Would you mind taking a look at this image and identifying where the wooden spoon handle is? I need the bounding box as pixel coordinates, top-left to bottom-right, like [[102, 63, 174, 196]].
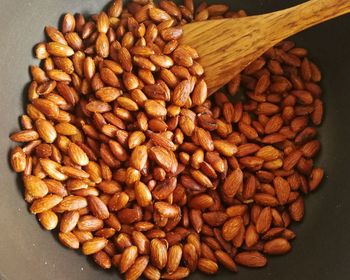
[[182, 0, 350, 94], [260, 0, 350, 45]]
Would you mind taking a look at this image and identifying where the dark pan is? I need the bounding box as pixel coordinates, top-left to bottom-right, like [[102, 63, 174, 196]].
[[0, 0, 349, 279]]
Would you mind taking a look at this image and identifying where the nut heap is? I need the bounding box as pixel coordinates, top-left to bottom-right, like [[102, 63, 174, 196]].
[[9, 0, 325, 279]]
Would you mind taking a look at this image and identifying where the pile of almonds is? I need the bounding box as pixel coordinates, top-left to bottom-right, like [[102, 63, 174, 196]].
[[9, 0, 325, 279]]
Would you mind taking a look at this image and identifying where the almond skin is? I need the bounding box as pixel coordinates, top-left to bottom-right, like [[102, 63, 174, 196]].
[[166, 244, 182, 274], [120, 245, 138, 273], [197, 258, 218, 274], [10, 146, 27, 172], [23, 175, 48, 198], [68, 142, 89, 166], [38, 210, 58, 230], [214, 250, 237, 272], [125, 256, 149, 280], [87, 196, 110, 220], [82, 237, 108, 255], [135, 181, 152, 207], [60, 210, 79, 233], [264, 238, 291, 255], [235, 251, 267, 267], [35, 119, 57, 143], [130, 145, 148, 171], [150, 239, 168, 270], [222, 216, 243, 241], [59, 232, 80, 249], [30, 194, 63, 214], [222, 168, 243, 198]]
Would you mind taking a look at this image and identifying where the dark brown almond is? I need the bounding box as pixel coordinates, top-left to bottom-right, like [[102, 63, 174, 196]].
[[235, 251, 267, 268], [263, 238, 291, 255], [222, 168, 243, 198]]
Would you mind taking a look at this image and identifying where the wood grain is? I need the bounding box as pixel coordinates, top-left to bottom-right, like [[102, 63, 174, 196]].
[[181, 0, 350, 94]]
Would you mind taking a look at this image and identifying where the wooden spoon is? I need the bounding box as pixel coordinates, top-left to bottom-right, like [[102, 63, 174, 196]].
[[181, 0, 350, 94]]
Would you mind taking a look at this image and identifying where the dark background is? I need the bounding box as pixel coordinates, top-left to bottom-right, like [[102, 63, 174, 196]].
[[0, 0, 349, 279]]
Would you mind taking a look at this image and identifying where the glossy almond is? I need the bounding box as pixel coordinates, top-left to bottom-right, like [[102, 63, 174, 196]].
[[166, 244, 182, 273], [82, 237, 108, 255], [11, 147, 26, 172], [120, 245, 138, 273], [222, 168, 243, 198], [135, 181, 152, 207], [125, 256, 149, 280], [23, 175, 48, 198], [263, 238, 291, 255], [38, 210, 58, 230], [30, 194, 63, 214], [150, 239, 168, 270], [35, 119, 57, 143], [59, 232, 79, 249], [87, 196, 110, 219], [222, 216, 243, 241], [235, 251, 267, 268]]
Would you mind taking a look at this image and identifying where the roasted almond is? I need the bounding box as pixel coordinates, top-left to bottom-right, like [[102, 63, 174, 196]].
[[38, 210, 58, 230], [263, 238, 291, 255], [120, 245, 138, 273], [10, 146, 26, 172], [30, 194, 63, 214], [235, 251, 267, 268], [87, 196, 110, 220], [82, 237, 108, 255]]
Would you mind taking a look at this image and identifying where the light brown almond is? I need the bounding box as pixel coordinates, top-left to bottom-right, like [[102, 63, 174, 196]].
[[37, 210, 58, 230], [82, 237, 108, 255]]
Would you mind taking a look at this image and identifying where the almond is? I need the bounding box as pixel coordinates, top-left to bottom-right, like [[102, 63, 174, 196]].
[[256, 207, 272, 234], [166, 244, 182, 274], [289, 197, 304, 221], [172, 80, 192, 107], [30, 194, 63, 214], [10, 130, 39, 143], [309, 167, 324, 191], [37, 210, 58, 230], [195, 127, 214, 152], [149, 146, 178, 174], [55, 195, 88, 212], [82, 237, 108, 255], [222, 216, 243, 241], [87, 196, 110, 219], [235, 251, 267, 268], [154, 202, 179, 218], [273, 177, 291, 205], [135, 181, 152, 207], [214, 250, 237, 272], [264, 238, 291, 255], [23, 175, 48, 198], [125, 256, 149, 280], [189, 194, 214, 209], [197, 258, 218, 274], [213, 140, 237, 157], [46, 42, 74, 57], [150, 239, 168, 270], [222, 168, 243, 198], [183, 243, 198, 272], [132, 231, 150, 255], [162, 267, 190, 280], [60, 210, 80, 233], [130, 145, 148, 171], [59, 232, 79, 249], [144, 100, 167, 118], [93, 251, 112, 269], [67, 142, 89, 166], [120, 245, 138, 273], [10, 146, 26, 172]]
